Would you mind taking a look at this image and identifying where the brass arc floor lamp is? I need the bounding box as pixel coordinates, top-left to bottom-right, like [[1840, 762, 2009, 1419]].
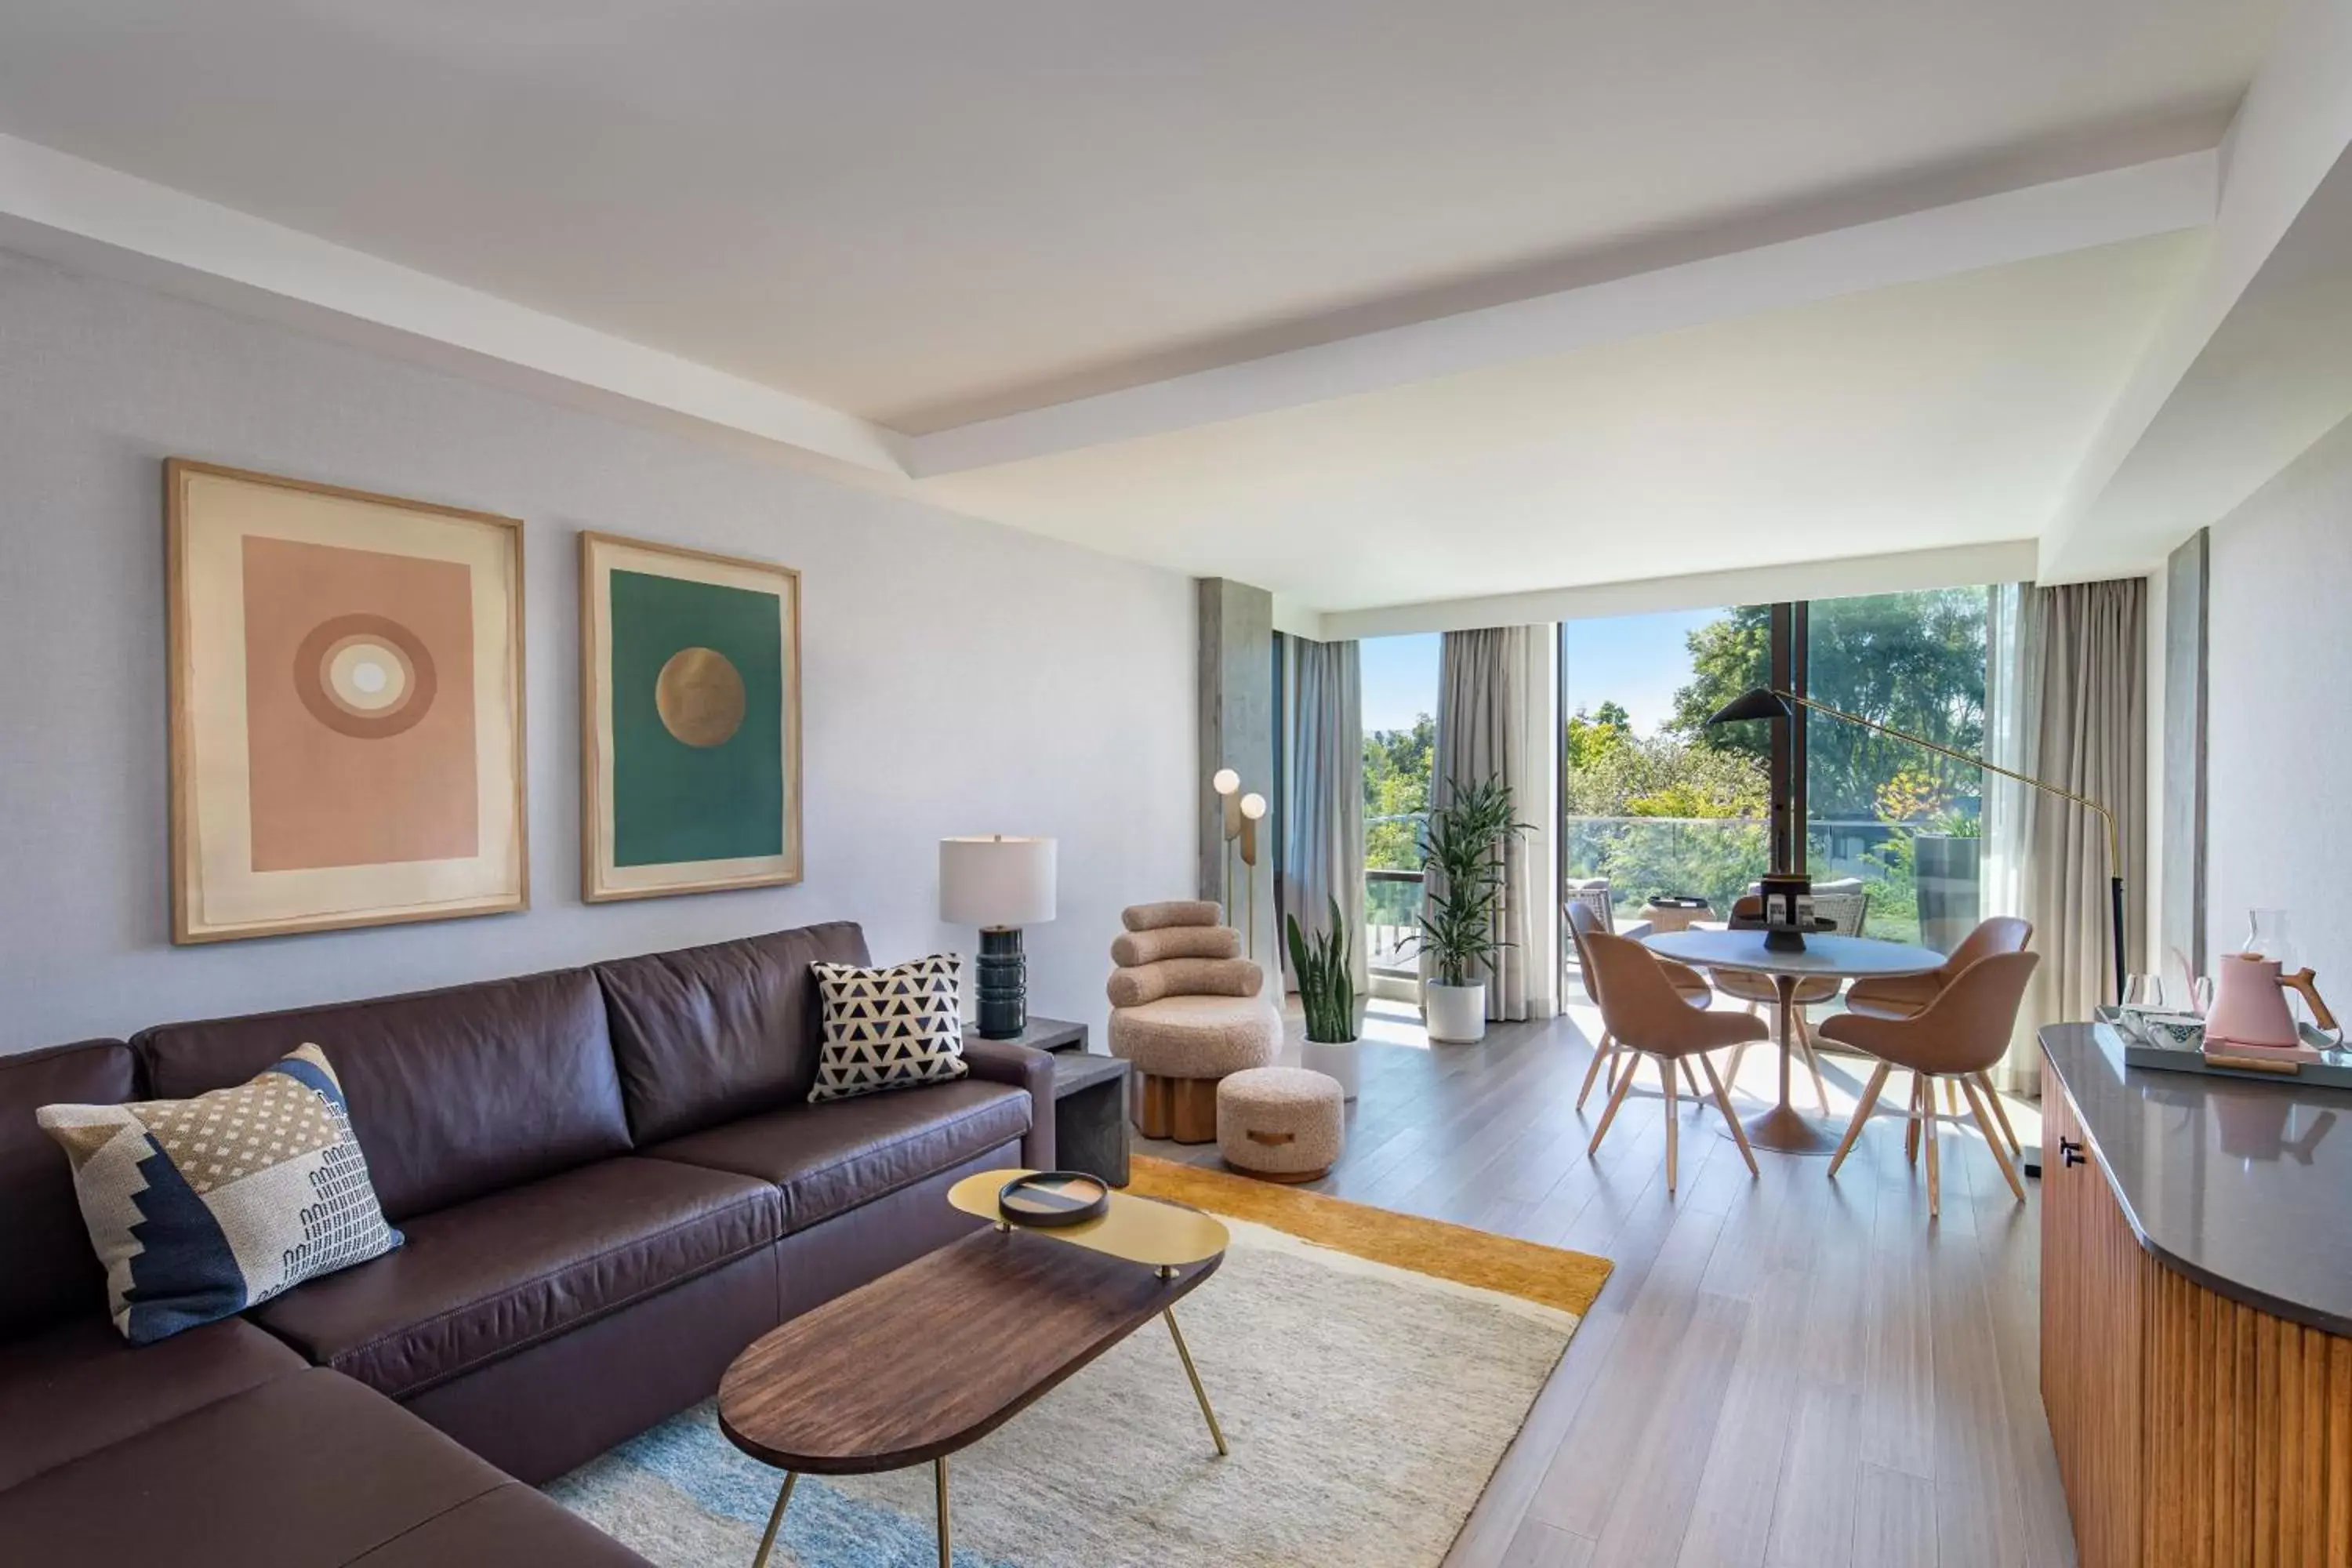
[[1705, 687, 2125, 1006]]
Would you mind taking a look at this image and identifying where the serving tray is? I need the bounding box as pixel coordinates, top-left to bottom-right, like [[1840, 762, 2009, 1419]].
[[2097, 1005, 2352, 1089]]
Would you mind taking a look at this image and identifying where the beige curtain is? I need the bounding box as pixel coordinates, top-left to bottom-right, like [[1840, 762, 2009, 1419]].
[[1277, 637, 1369, 999], [2012, 579, 2147, 1091], [1433, 627, 1537, 1022]]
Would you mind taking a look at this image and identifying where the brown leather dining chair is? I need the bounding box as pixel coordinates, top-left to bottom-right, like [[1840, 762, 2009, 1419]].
[[1845, 916, 2034, 1156], [1820, 950, 2041, 1218], [1581, 931, 1770, 1194], [1564, 901, 1712, 1109]]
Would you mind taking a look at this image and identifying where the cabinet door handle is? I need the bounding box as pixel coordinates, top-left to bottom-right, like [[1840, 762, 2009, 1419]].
[[2059, 1137, 2085, 1168]]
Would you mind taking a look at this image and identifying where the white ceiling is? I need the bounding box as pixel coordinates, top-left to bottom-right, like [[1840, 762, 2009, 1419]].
[[917, 234, 2203, 609], [0, 0, 2340, 619], [0, 0, 2274, 426]]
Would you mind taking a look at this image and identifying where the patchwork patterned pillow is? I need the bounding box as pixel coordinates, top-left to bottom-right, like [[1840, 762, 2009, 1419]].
[[809, 954, 968, 1102], [37, 1044, 402, 1345]]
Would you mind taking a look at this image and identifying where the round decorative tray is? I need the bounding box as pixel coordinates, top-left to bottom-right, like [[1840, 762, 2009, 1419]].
[[996, 1171, 1110, 1228]]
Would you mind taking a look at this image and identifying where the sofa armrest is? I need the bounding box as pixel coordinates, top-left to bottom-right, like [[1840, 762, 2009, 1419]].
[[960, 1036, 1056, 1171]]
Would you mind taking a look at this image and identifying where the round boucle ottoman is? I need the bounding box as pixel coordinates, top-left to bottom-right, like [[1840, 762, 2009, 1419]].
[[1217, 1066, 1345, 1183]]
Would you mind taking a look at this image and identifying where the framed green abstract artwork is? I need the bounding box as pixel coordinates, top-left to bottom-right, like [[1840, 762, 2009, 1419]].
[[579, 532, 802, 902]]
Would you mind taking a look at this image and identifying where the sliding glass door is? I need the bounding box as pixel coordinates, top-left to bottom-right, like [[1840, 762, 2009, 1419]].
[[1802, 588, 1990, 949], [1559, 606, 1772, 924], [1559, 586, 1998, 966]]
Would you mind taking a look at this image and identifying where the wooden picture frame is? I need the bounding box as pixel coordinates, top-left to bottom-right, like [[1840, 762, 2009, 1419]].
[[166, 459, 528, 943], [579, 531, 803, 902]]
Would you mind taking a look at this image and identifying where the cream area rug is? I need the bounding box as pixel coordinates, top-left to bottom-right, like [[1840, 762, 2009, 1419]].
[[547, 1165, 1609, 1567]]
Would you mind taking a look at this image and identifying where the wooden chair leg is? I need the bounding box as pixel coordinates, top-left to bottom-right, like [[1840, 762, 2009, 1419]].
[[1828, 1061, 1890, 1178], [1613, 1048, 1639, 1095], [1698, 1054, 1758, 1178], [1727, 1042, 1750, 1089], [1587, 1049, 1639, 1158], [1964, 1076, 2027, 1203], [1792, 1011, 1830, 1115], [1976, 1071, 2023, 1156], [1680, 1056, 1703, 1098], [1923, 1082, 1941, 1218], [1904, 1076, 1922, 1165], [1575, 1033, 1614, 1112], [1661, 1054, 1679, 1194], [1944, 1078, 1963, 1116]]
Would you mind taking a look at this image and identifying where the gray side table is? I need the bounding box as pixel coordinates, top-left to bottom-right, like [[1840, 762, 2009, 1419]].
[[1049, 1051, 1131, 1188], [962, 1016, 1128, 1186]]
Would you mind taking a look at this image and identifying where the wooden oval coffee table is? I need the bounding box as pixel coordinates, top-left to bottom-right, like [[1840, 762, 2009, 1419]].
[[718, 1171, 1229, 1568]]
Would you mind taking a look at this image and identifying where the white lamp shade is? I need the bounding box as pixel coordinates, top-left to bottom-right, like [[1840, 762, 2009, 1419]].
[[939, 837, 1058, 927]]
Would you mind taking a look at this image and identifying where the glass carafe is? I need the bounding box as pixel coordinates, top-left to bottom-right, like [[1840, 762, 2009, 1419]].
[[2245, 909, 2296, 967], [2242, 909, 2313, 1026]]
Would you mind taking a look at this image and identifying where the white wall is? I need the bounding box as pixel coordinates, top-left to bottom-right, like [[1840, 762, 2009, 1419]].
[[0, 252, 1196, 1052], [2204, 412, 2352, 989]]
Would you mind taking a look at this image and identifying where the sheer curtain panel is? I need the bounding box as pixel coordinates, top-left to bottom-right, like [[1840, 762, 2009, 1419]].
[[1278, 637, 1368, 1000]]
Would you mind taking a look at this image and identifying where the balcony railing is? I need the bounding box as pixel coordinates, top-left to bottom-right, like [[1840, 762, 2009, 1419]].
[[1563, 813, 1982, 950], [1364, 866, 1423, 978], [1359, 811, 1983, 978]]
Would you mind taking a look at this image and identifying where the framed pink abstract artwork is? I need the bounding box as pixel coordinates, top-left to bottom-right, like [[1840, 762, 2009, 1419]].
[[165, 460, 528, 942]]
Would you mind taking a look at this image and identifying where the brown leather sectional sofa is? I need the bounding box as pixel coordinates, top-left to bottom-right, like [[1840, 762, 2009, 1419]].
[[0, 920, 1054, 1566]]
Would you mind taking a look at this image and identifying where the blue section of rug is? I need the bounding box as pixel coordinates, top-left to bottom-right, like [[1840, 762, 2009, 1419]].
[[604, 1407, 1022, 1568]]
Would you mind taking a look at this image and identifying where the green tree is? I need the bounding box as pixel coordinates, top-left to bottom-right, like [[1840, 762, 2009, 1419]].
[[1802, 590, 1985, 818], [1362, 713, 1434, 871], [1666, 590, 1986, 816], [1669, 605, 1773, 758]]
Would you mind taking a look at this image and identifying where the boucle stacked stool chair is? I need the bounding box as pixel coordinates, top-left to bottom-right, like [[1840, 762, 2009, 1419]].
[[1108, 900, 1279, 1143], [1217, 1065, 1346, 1182]]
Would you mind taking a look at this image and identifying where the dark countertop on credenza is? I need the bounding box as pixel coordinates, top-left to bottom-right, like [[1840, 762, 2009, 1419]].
[[2040, 1022, 2352, 1337]]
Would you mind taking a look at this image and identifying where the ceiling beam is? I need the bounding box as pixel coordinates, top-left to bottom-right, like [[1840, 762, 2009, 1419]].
[[1316, 539, 2039, 641], [0, 132, 909, 477], [2038, 0, 2352, 582], [904, 151, 2219, 477]]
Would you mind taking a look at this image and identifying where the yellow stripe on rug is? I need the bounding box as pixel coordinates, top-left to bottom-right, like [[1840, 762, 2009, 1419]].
[[1126, 1155, 1612, 1318]]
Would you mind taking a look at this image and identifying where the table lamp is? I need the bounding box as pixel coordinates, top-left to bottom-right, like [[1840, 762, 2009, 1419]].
[[939, 836, 1058, 1039]]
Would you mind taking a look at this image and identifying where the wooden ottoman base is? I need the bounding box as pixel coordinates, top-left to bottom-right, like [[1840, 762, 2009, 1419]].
[[1134, 1073, 1221, 1143]]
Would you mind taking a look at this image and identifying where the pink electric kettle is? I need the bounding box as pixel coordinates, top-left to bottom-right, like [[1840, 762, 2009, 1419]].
[[2205, 953, 2337, 1049]]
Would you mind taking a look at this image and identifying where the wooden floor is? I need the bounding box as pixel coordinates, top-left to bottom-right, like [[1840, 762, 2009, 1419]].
[[1134, 998, 2078, 1568]]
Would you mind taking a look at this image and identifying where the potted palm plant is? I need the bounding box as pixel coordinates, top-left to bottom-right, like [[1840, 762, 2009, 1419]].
[[1414, 775, 1529, 1044], [1285, 895, 1361, 1099]]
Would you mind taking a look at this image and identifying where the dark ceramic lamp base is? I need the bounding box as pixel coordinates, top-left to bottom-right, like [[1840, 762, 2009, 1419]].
[[976, 927, 1028, 1040]]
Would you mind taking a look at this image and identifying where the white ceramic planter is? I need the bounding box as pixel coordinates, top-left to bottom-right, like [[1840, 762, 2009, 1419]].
[[1425, 981, 1489, 1044], [1301, 1037, 1362, 1100]]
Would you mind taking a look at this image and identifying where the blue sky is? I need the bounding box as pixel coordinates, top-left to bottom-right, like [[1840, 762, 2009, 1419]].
[[1359, 608, 1721, 738]]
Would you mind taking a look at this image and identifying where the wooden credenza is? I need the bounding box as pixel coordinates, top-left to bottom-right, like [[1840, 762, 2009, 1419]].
[[2039, 1029, 2352, 1566]]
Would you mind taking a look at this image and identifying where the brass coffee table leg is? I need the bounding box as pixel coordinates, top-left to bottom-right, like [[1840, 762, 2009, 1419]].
[[751, 1472, 797, 1568], [1163, 1308, 1228, 1456], [935, 1454, 951, 1567]]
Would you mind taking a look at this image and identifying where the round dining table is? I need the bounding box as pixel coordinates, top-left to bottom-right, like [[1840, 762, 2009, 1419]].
[[1642, 927, 1944, 1156]]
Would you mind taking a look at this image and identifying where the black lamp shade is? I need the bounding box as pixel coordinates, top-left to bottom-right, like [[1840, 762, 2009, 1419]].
[[1704, 687, 1797, 725]]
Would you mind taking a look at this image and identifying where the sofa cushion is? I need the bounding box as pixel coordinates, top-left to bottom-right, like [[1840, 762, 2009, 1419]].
[[135, 967, 630, 1221], [250, 1156, 779, 1400], [644, 1079, 1029, 1234], [593, 921, 870, 1143], [0, 1315, 304, 1492], [346, 1483, 653, 1566], [38, 1044, 404, 1345], [0, 1368, 514, 1568], [0, 1038, 135, 1338]]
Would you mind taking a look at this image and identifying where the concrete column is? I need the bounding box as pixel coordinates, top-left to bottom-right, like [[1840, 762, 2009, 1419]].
[[1196, 579, 1279, 982]]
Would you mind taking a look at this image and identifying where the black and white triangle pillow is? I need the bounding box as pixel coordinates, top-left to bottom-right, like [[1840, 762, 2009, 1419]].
[[808, 954, 969, 1103]]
